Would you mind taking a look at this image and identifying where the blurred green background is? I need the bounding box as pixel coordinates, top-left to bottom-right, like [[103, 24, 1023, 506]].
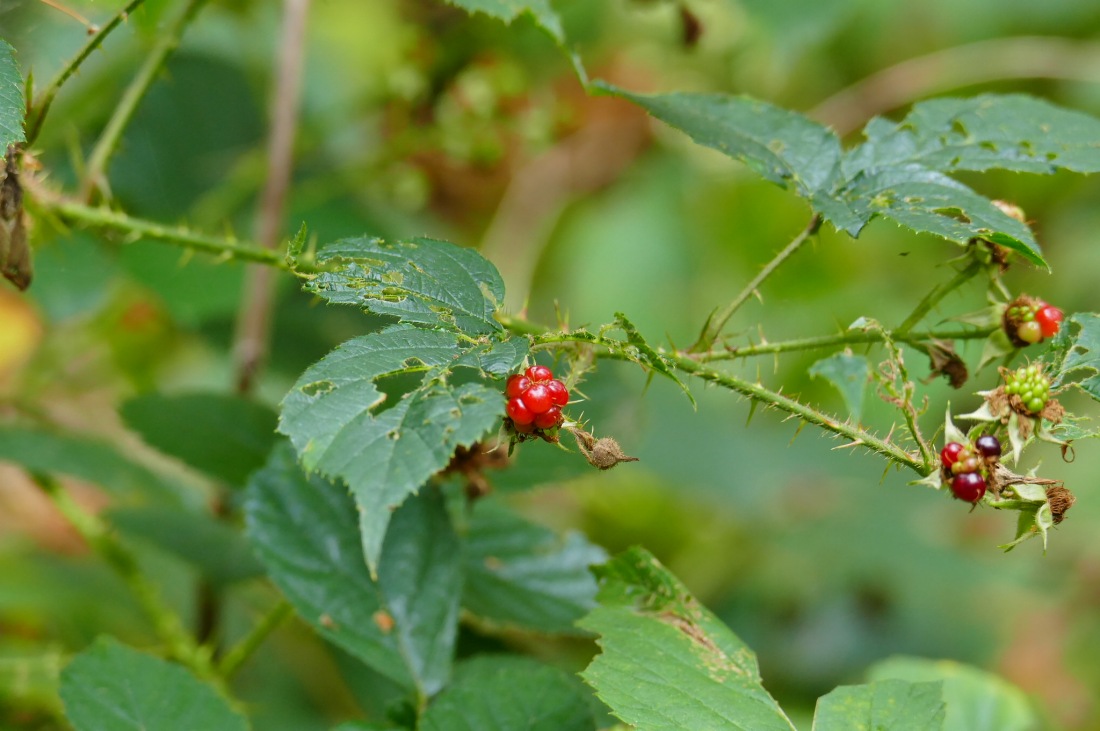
[[3, 0, 1100, 728]]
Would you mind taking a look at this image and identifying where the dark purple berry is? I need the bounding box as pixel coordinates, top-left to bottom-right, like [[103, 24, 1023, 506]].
[[975, 435, 1002, 458]]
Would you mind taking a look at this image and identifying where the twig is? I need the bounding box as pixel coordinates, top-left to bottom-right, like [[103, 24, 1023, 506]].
[[81, 0, 211, 201], [894, 259, 982, 337], [216, 601, 294, 679], [232, 0, 311, 394], [25, 0, 149, 144], [691, 214, 821, 352]]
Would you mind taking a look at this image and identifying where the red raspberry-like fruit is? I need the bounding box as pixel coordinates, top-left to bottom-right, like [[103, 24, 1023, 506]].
[[533, 405, 563, 429], [506, 374, 531, 399], [506, 397, 535, 425], [1035, 305, 1064, 338], [520, 383, 552, 414], [974, 435, 1002, 458], [546, 379, 569, 406], [1016, 321, 1043, 344], [940, 442, 965, 468], [513, 420, 535, 434], [525, 365, 553, 382], [951, 472, 987, 502]]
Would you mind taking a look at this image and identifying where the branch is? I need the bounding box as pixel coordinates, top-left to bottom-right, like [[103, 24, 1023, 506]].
[[894, 259, 982, 337], [82, 0, 211, 201], [25, 0, 150, 145], [216, 600, 293, 679]]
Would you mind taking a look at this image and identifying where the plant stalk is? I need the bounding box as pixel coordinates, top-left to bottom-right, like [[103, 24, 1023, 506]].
[[216, 601, 294, 679]]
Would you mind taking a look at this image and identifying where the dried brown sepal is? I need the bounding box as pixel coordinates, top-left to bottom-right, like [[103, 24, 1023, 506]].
[[1002, 294, 1042, 348], [566, 426, 638, 470], [926, 339, 968, 389], [1039, 398, 1065, 425], [1, 145, 32, 291], [988, 461, 1058, 500], [1045, 484, 1075, 524], [443, 441, 510, 501]]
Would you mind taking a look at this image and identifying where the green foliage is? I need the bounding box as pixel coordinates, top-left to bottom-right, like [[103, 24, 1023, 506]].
[[461, 499, 605, 633], [579, 547, 797, 731], [0, 40, 23, 149], [809, 352, 869, 421], [120, 392, 278, 486], [812, 679, 946, 731], [245, 443, 461, 699], [419, 656, 597, 731], [59, 637, 247, 731], [597, 85, 1100, 267], [441, 0, 566, 44], [1046, 313, 1100, 402]]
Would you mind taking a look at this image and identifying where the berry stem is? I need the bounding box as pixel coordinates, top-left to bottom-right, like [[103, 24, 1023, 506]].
[[894, 259, 983, 337], [690, 214, 822, 353], [216, 600, 294, 679]]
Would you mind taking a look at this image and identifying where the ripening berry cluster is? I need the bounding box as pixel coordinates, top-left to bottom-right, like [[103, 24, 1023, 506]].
[[1004, 364, 1051, 415], [941, 435, 1001, 502], [505, 365, 568, 432], [1007, 301, 1063, 345]]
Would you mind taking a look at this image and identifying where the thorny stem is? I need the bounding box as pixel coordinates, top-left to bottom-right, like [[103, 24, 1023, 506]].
[[692, 214, 822, 352], [29, 473, 212, 677], [25, 0, 149, 145], [81, 0, 211, 201], [216, 601, 294, 679], [879, 330, 936, 467], [894, 259, 983, 337], [33, 198, 286, 266]]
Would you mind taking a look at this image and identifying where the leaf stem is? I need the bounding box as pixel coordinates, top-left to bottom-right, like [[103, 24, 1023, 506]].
[[32, 198, 286, 267], [216, 600, 293, 679], [692, 214, 821, 352], [81, 0, 211, 201], [894, 259, 983, 337], [25, 0, 149, 145], [693, 325, 996, 361], [29, 473, 211, 676]]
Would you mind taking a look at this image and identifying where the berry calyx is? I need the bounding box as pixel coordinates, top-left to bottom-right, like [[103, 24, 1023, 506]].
[[940, 442, 965, 468], [506, 397, 535, 425], [951, 472, 987, 502], [521, 383, 553, 414], [525, 365, 553, 382], [974, 435, 1002, 458], [506, 374, 531, 399], [1035, 305, 1064, 338], [533, 405, 563, 429]]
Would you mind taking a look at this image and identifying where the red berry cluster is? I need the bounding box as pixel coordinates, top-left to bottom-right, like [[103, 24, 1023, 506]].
[[940, 435, 1001, 503], [505, 365, 568, 433], [1006, 298, 1063, 346]]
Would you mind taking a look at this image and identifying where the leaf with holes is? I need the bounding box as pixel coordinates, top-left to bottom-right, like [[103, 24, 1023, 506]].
[[60, 637, 247, 731], [279, 326, 506, 573], [303, 236, 505, 335], [245, 443, 461, 699], [579, 547, 796, 731], [1045, 313, 1100, 403], [0, 41, 24, 150], [812, 679, 945, 731], [809, 351, 869, 422], [461, 500, 606, 634]]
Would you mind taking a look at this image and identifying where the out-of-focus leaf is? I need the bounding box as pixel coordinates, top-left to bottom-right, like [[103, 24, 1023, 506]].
[[419, 656, 596, 731], [808, 352, 869, 421], [121, 392, 278, 486], [579, 547, 796, 731], [462, 500, 605, 633], [0, 41, 24, 149], [107, 505, 264, 586], [245, 443, 461, 699], [812, 679, 945, 730], [60, 637, 247, 731], [279, 326, 505, 573], [303, 236, 504, 335], [441, 0, 566, 44], [0, 425, 186, 504], [867, 657, 1038, 731]]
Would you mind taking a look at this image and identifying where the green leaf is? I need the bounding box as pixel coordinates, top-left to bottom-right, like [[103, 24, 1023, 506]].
[[579, 547, 796, 731], [0, 424, 187, 504], [461, 500, 605, 634], [1046, 313, 1100, 402], [419, 656, 596, 731], [245, 443, 462, 698], [279, 326, 505, 572], [0, 41, 25, 150], [60, 637, 247, 731], [121, 392, 278, 486], [808, 352, 869, 422], [107, 505, 264, 586], [303, 236, 505, 335], [867, 657, 1038, 731], [812, 679, 945, 731], [441, 0, 566, 44]]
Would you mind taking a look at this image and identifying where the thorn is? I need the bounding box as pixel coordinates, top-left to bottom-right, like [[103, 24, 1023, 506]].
[[832, 440, 864, 451]]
